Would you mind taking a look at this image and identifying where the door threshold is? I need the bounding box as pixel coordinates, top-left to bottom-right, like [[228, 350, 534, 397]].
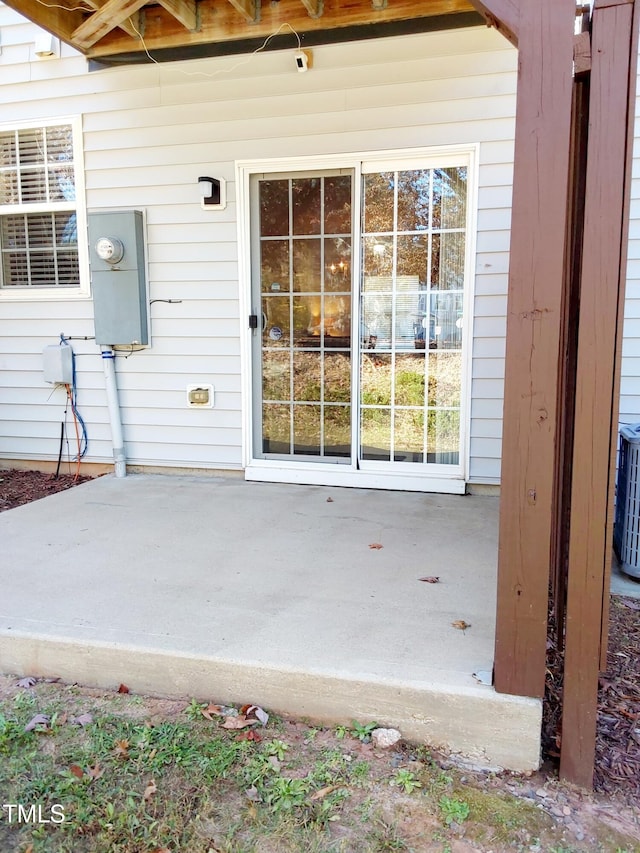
[[245, 464, 466, 494]]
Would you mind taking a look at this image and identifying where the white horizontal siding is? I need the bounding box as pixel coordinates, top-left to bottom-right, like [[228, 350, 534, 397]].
[[0, 6, 516, 482]]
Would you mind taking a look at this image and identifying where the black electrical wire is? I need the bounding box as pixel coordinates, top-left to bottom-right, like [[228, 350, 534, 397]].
[[54, 421, 64, 479], [59, 334, 88, 459]]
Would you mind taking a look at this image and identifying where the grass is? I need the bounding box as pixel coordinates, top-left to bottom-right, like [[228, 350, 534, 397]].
[[0, 676, 638, 853]]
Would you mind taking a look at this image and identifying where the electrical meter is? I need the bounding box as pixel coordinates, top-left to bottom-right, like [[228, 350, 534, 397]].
[[95, 236, 125, 264]]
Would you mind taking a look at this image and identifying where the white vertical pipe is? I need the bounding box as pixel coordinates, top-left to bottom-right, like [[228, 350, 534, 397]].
[[101, 346, 126, 478]]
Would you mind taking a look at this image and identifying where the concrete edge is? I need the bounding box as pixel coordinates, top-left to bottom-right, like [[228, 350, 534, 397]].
[[0, 632, 541, 773]]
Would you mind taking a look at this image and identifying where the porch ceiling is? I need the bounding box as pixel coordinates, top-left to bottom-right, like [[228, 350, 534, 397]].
[[2, 0, 480, 64]]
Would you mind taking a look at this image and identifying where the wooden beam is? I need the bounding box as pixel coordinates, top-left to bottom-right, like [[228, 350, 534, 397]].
[[0, 0, 84, 44], [87, 0, 475, 57], [560, 0, 639, 789], [226, 0, 258, 24], [468, 0, 519, 45], [83, 0, 142, 40], [157, 0, 197, 30], [72, 0, 148, 49], [300, 0, 324, 17], [492, 0, 576, 698]]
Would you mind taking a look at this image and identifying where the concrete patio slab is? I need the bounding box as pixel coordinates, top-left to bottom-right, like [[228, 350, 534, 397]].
[[0, 474, 541, 771]]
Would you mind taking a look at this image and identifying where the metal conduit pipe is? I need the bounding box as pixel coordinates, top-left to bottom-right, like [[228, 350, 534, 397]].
[[101, 347, 126, 478]]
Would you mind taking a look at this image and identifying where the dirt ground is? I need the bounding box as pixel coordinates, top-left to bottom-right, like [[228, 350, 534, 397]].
[[1, 468, 639, 852]]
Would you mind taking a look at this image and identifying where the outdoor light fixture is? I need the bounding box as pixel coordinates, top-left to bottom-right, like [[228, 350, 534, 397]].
[[198, 176, 226, 210], [34, 33, 59, 58]]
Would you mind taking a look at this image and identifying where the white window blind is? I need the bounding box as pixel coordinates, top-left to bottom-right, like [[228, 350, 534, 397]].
[[0, 124, 80, 290]]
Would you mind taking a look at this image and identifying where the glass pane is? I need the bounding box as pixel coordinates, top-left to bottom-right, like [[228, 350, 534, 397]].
[[433, 167, 467, 230], [263, 403, 290, 454], [29, 251, 56, 286], [325, 237, 351, 292], [0, 131, 16, 168], [324, 352, 351, 402], [394, 410, 424, 462], [46, 125, 73, 163], [48, 163, 75, 202], [293, 351, 321, 402], [56, 251, 79, 287], [360, 353, 391, 405], [262, 350, 291, 401], [292, 238, 321, 292], [431, 232, 465, 290], [1, 215, 26, 248], [427, 409, 460, 464], [324, 175, 351, 234], [262, 295, 290, 347], [432, 292, 463, 350], [27, 215, 53, 248], [362, 236, 393, 287], [395, 292, 424, 351], [292, 178, 321, 235], [261, 240, 289, 293], [397, 235, 427, 289], [397, 169, 430, 231], [324, 295, 350, 344], [20, 169, 47, 203], [324, 406, 350, 457], [2, 252, 28, 286], [293, 405, 321, 455], [361, 293, 392, 350], [395, 354, 425, 406], [361, 408, 391, 461], [292, 295, 322, 346], [55, 212, 77, 246], [0, 171, 18, 205], [17, 128, 44, 165], [260, 180, 289, 237], [428, 352, 462, 407], [363, 172, 394, 233]]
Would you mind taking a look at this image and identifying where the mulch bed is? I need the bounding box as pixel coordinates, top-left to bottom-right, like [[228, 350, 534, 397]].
[[0, 468, 92, 513], [543, 590, 640, 804]]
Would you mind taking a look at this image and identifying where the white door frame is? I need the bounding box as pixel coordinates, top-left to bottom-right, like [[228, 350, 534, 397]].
[[236, 145, 479, 494]]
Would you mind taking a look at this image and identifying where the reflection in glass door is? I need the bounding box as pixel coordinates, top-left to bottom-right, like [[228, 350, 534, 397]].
[[254, 173, 353, 461], [359, 167, 467, 466]]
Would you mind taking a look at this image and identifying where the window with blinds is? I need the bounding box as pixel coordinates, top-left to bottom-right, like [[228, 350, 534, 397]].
[[0, 123, 81, 290]]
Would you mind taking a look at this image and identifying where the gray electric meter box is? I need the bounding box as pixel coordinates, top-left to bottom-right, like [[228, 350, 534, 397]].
[[88, 210, 149, 346]]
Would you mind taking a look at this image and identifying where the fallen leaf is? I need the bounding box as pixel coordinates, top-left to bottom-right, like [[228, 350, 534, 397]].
[[222, 715, 259, 730], [117, 683, 130, 694], [87, 763, 105, 782], [236, 729, 262, 743], [16, 676, 37, 688], [418, 576, 440, 584], [114, 739, 130, 758], [326, 497, 334, 502], [24, 714, 50, 732], [244, 704, 269, 726], [369, 543, 384, 550], [71, 713, 93, 727], [69, 764, 84, 779], [451, 620, 471, 631], [309, 784, 342, 801], [143, 779, 157, 800], [621, 597, 640, 610], [24, 846, 34, 853], [201, 704, 224, 721]]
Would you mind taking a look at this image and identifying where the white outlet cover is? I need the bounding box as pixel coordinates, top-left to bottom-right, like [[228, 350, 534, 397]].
[[186, 384, 214, 408]]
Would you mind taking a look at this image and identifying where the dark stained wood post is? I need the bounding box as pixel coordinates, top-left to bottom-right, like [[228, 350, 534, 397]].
[[561, 0, 640, 788], [483, 0, 577, 698]]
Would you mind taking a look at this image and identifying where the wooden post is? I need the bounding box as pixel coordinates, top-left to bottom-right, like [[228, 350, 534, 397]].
[[561, 0, 639, 788], [490, 0, 577, 698]]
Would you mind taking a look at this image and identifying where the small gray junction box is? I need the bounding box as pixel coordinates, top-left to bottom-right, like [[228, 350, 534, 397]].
[[88, 210, 148, 346]]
